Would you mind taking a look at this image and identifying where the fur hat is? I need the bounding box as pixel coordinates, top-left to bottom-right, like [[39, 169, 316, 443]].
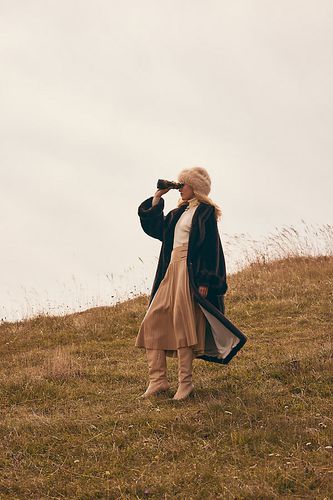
[[177, 166, 211, 196]]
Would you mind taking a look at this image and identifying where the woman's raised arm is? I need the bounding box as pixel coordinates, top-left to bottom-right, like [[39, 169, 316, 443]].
[[138, 188, 170, 242]]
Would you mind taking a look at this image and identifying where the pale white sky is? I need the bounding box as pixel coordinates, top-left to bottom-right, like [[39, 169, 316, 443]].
[[1, 0, 332, 320]]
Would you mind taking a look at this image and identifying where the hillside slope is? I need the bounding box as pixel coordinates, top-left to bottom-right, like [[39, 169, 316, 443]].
[[0, 256, 332, 499]]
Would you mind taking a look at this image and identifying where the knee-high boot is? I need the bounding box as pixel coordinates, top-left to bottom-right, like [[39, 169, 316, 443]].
[[140, 349, 170, 398], [173, 347, 194, 400]]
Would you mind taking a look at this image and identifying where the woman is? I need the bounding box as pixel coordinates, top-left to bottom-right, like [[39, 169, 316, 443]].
[[135, 167, 246, 400]]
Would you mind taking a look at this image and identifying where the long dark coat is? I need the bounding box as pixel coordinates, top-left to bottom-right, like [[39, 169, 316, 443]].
[[138, 196, 247, 364]]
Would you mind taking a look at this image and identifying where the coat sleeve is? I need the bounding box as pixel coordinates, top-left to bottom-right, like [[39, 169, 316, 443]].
[[196, 208, 228, 295], [138, 196, 165, 242]]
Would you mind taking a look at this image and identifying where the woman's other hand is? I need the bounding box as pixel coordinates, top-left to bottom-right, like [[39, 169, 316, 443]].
[[198, 285, 208, 298]]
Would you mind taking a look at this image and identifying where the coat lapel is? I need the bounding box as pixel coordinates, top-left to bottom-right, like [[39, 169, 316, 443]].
[[165, 202, 213, 255], [188, 202, 213, 252]]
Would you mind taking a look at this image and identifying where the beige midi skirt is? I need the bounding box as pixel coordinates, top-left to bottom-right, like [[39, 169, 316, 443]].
[[135, 242, 206, 357]]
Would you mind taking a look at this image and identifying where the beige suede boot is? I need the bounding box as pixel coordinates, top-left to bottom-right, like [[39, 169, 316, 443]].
[[172, 347, 194, 401], [140, 349, 170, 398]]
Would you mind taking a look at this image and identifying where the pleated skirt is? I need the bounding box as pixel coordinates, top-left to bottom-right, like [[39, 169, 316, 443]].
[[135, 242, 206, 357]]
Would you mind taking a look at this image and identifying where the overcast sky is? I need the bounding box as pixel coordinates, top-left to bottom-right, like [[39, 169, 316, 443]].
[[1, 0, 332, 321]]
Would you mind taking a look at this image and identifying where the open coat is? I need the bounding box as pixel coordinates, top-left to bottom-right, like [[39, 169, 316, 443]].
[[138, 196, 247, 364]]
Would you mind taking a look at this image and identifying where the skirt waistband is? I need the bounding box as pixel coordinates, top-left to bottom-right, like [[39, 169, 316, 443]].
[[170, 243, 188, 262]]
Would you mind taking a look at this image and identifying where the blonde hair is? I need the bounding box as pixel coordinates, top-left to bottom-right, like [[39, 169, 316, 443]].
[[176, 191, 223, 222]]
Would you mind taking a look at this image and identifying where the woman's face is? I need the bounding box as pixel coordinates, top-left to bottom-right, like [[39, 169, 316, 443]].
[[179, 183, 195, 201]]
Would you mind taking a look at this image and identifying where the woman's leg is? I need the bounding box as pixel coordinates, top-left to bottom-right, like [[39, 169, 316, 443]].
[[140, 349, 170, 398], [173, 347, 194, 400]]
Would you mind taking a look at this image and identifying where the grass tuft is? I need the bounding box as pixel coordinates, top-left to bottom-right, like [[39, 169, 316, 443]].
[[43, 346, 83, 380]]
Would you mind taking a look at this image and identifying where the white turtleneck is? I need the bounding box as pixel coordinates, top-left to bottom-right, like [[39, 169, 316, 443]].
[[173, 197, 199, 249]]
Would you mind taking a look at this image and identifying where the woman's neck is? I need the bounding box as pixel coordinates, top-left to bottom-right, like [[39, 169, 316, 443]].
[[186, 197, 199, 209]]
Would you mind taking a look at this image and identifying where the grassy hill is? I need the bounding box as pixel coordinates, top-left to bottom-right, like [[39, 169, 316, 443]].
[[0, 255, 332, 499]]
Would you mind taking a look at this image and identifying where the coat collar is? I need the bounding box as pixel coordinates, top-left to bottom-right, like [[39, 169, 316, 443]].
[[168, 202, 213, 244], [189, 202, 213, 226], [173, 201, 212, 222]]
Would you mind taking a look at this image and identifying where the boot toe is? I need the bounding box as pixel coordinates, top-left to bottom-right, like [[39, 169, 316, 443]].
[[139, 382, 170, 398], [172, 383, 194, 401]]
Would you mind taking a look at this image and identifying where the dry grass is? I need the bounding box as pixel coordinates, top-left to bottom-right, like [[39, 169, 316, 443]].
[[44, 346, 83, 380], [0, 250, 332, 498], [224, 222, 333, 271]]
